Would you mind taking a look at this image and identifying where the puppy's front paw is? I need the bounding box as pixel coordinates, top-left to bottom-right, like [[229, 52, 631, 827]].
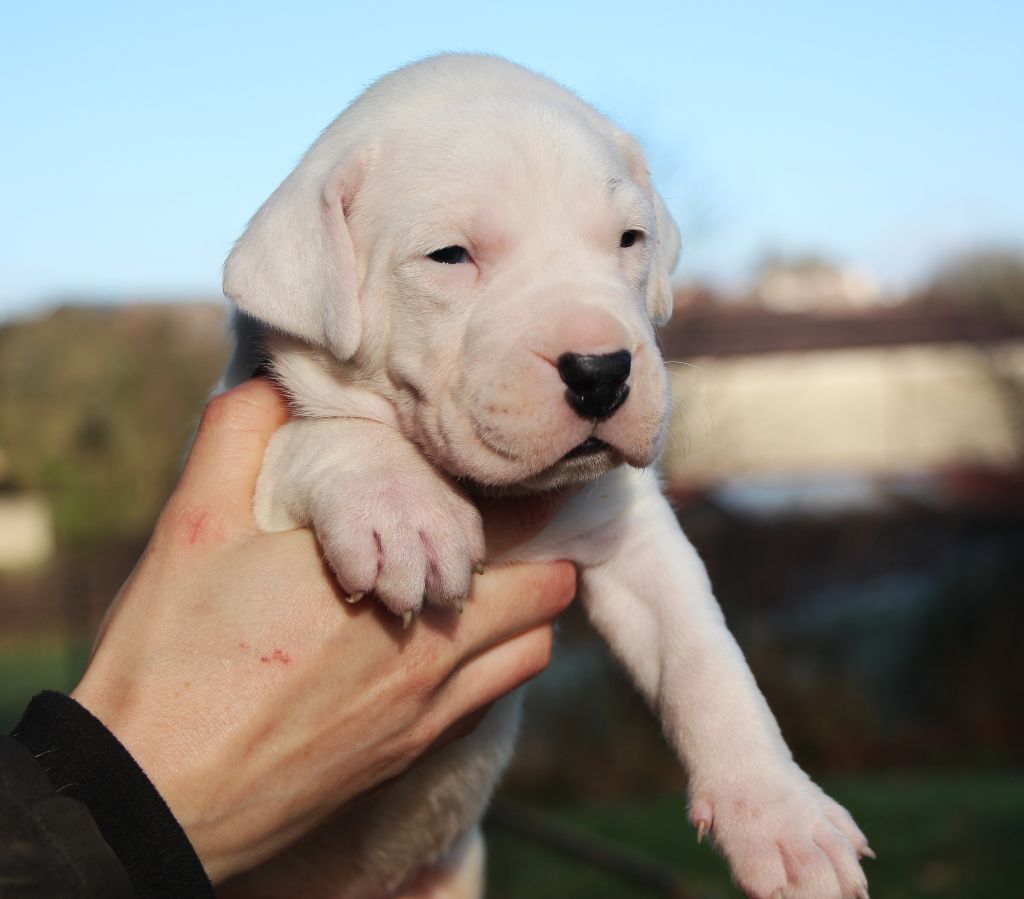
[[690, 766, 873, 899], [311, 466, 484, 622]]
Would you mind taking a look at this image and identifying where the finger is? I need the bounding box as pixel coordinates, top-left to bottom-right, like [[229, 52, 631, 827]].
[[427, 706, 490, 754], [432, 625, 554, 729], [477, 488, 579, 559], [173, 379, 290, 527], [452, 561, 575, 659]]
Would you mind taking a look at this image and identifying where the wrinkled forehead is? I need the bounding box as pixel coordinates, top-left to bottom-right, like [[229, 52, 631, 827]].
[[353, 106, 651, 246]]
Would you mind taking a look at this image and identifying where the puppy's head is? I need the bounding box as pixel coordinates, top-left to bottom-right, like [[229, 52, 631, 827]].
[[225, 54, 680, 492]]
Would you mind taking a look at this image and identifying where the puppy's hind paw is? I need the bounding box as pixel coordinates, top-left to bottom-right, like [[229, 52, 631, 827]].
[[691, 766, 871, 899]]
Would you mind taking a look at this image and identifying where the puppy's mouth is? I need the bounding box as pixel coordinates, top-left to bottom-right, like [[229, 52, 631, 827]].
[[561, 436, 609, 460]]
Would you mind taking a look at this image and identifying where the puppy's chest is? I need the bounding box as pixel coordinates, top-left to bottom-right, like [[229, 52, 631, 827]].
[[492, 466, 657, 569]]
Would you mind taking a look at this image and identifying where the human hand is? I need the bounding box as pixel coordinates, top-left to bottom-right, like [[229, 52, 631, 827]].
[[71, 379, 575, 883]]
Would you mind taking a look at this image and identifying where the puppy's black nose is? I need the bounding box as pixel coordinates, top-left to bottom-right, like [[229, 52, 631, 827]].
[[557, 350, 631, 420]]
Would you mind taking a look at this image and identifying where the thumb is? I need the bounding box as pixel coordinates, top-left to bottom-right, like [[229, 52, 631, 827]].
[[173, 379, 290, 529]]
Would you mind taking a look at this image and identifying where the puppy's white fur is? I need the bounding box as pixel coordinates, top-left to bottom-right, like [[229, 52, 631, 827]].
[[219, 55, 871, 899]]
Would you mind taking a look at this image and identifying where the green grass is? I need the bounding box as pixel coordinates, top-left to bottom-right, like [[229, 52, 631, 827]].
[[0, 634, 89, 732], [487, 773, 1024, 898]]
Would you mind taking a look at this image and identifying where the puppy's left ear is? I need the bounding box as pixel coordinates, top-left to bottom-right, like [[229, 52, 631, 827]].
[[616, 132, 681, 326], [647, 189, 681, 326], [223, 153, 366, 361]]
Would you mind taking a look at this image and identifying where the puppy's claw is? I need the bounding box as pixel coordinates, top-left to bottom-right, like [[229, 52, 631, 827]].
[[402, 610, 414, 630], [453, 597, 464, 614], [861, 845, 877, 860], [473, 561, 485, 575], [344, 591, 364, 605], [696, 819, 708, 844]]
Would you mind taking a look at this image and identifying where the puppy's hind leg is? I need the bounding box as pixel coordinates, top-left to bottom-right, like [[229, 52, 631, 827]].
[[392, 828, 485, 899]]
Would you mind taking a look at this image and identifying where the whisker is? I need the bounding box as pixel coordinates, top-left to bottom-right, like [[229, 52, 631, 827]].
[[669, 376, 713, 429], [664, 368, 714, 463]]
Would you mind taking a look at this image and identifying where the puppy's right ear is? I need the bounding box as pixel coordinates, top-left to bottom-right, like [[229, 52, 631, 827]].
[[223, 154, 365, 361]]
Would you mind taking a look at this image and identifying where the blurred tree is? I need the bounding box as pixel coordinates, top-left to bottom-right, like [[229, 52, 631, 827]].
[[0, 304, 229, 549], [914, 248, 1024, 323], [911, 248, 1024, 458]]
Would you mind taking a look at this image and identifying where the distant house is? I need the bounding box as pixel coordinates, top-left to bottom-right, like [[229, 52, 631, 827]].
[[659, 305, 1024, 509], [0, 490, 54, 570], [752, 259, 881, 313]]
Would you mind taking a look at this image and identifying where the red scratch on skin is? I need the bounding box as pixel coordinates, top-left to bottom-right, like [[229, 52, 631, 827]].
[[239, 642, 250, 651], [259, 648, 292, 665], [185, 511, 208, 546]]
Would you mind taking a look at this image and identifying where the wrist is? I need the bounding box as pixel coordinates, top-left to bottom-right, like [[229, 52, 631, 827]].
[[11, 691, 214, 897], [70, 680, 232, 881]]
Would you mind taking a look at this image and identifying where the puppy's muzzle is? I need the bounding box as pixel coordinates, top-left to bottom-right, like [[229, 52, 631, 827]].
[[557, 350, 631, 420]]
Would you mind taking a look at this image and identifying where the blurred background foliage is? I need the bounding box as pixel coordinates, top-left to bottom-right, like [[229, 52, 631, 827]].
[[0, 305, 226, 546], [914, 249, 1024, 325]]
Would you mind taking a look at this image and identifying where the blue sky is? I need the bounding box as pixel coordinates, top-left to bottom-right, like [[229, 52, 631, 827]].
[[2, 1, 1022, 319]]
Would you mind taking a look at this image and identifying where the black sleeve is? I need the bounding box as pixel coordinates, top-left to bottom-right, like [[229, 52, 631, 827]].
[[7, 691, 214, 899], [0, 733, 133, 898]]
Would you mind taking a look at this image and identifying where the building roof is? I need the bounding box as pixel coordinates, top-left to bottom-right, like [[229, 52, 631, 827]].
[[659, 304, 1024, 360]]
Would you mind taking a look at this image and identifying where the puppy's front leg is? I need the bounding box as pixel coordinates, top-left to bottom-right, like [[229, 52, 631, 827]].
[[577, 476, 872, 899], [256, 417, 484, 620]]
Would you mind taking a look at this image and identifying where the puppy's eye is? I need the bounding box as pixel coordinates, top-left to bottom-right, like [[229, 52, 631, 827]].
[[620, 230, 642, 248], [427, 245, 471, 264]]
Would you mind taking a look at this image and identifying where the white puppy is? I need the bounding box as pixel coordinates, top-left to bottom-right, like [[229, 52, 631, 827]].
[[218, 54, 872, 899]]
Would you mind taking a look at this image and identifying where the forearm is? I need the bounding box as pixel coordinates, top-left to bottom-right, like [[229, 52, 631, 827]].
[[580, 499, 791, 781]]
